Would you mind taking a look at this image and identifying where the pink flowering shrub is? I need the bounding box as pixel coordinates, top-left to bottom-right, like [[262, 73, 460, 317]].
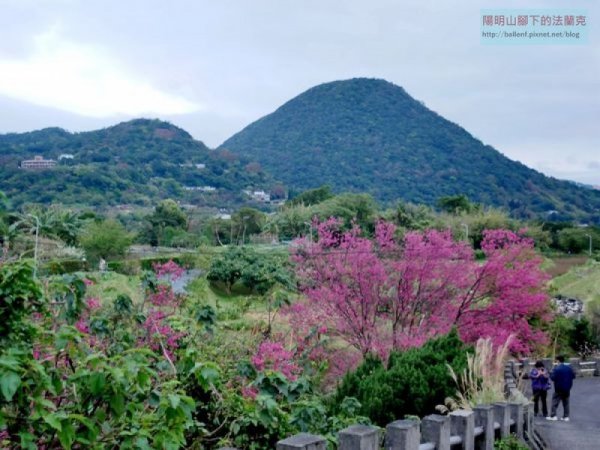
[[75, 318, 89, 334], [140, 309, 185, 359], [251, 341, 301, 381], [153, 260, 185, 281], [147, 283, 179, 307], [86, 297, 101, 310], [241, 385, 259, 400]]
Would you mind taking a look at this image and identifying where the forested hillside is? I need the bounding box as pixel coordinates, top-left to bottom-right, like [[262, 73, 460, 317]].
[[0, 119, 274, 207], [221, 78, 600, 223]]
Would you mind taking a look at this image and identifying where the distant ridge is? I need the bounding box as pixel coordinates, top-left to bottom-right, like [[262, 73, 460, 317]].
[[0, 119, 272, 207], [220, 78, 600, 222]]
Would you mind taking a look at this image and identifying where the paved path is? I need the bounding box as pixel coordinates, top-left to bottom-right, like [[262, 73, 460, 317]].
[[534, 377, 600, 450]]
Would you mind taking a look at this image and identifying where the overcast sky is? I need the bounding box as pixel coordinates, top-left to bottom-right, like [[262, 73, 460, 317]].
[[0, 0, 598, 184]]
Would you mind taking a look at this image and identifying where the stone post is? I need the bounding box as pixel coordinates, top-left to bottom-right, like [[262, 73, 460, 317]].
[[508, 402, 524, 438], [504, 362, 514, 381], [522, 402, 535, 438], [277, 434, 327, 450], [338, 425, 379, 450], [421, 415, 450, 450], [493, 403, 510, 438], [520, 358, 530, 378], [473, 405, 494, 450], [593, 357, 600, 376], [542, 358, 553, 372], [568, 357, 581, 376], [504, 379, 517, 398], [450, 410, 475, 450], [384, 420, 420, 450]]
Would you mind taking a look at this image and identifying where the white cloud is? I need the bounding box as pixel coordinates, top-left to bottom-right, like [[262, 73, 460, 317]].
[[0, 27, 201, 118]]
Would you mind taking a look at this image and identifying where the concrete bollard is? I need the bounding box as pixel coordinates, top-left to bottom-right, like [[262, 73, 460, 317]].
[[520, 358, 531, 377], [276, 433, 327, 450], [338, 425, 379, 450], [384, 420, 420, 450], [508, 402, 524, 438], [504, 380, 517, 398], [473, 405, 494, 450], [493, 403, 510, 438], [421, 415, 450, 450], [568, 357, 581, 376], [450, 410, 475, 450], [542, 358, 553, 372], [504, 362, 514, 381], [593, 357, 600, 376], [506, 360, 517, 379], [522, 402, 535, 438]]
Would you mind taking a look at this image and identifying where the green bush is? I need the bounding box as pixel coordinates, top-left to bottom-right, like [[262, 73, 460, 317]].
[[207, 246, 292, 295], [495, 435, 529, 450], [177, 252, 198, 268], [107, 259, 141, 276], [331, 330, 469, 425], [42, 259, 87, 275]]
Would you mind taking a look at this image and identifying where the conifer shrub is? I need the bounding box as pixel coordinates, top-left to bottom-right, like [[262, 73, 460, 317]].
[[331, 330, 470, 425]]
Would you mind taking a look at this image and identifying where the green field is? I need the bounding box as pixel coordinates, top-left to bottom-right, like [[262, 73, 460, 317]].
[[549, 259, 600, 307]]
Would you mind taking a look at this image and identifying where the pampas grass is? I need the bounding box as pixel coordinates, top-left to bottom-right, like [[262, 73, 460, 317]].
[[443, 336, 513, 411]]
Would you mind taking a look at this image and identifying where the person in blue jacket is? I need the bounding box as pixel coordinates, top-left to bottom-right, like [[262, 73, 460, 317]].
[[530, 361, 551, 417], [547, 355, 576, 421]]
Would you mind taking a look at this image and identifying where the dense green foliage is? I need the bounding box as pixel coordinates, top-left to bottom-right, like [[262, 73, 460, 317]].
[[0, 119, 274, 207], [79, 220, 133, 264], [0, 255, 370, 449], [0, 261, 202, 448], [549, 315, 600, 358], [208, 207, 268, 246], [553, 225, 600, 254], [288, 185, 334, 207], [437, 194, 478, 215], [140, 199, 189, 246], [207, 246, 291, 295], [331, 330, 469, 426], [266, 192, 377, 240], [0, 260, 43, 345], [221, 78, 600, 223]]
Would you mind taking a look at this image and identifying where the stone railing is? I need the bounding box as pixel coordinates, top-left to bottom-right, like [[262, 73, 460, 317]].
[[276, 401, 534, 450], [508, 357, 600, 379], [238, 356, 600, 450]]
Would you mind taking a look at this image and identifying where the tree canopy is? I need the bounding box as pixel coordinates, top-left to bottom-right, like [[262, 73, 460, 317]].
[[79, 219, 132, 263]]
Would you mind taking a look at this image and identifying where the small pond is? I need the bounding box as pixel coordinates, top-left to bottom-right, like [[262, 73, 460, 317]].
[[160, 269, 203, 294]]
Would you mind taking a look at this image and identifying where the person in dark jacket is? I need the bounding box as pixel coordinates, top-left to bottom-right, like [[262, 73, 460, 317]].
[[547, 355, 576, 421], [530, 361, 551, 417]]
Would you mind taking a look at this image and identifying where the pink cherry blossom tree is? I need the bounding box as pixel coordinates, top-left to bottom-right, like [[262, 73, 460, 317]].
[[288, 220, 550, 362]]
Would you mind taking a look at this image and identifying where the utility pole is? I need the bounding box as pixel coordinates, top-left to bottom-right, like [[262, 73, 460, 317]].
[[241, 215, 250, 245], [585, 234, 592, 256], [304, 221, 314, 242], [461, 223, 469, 242], [29, 214, 40, 277]]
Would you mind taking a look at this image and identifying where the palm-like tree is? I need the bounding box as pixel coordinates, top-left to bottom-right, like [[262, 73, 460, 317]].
[[10, 207, 86, 244], [9, 212, 42, 274], [8, 207, 88, 273], [48, 208, 85, 246]]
